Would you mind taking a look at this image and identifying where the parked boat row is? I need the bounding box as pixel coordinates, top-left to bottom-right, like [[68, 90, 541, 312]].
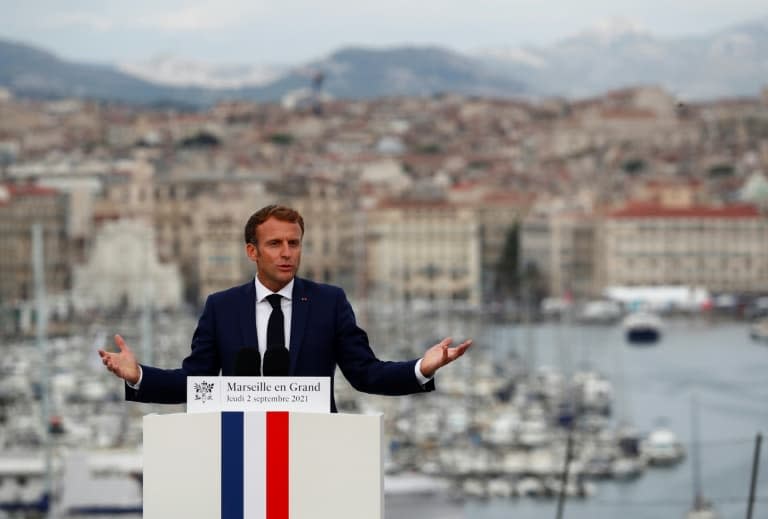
[[0, 308, 688, 511], [0, 450, 142, 515]]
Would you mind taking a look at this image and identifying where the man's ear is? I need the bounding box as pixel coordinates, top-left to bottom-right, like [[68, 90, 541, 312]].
[[245, 242, 258, 262]]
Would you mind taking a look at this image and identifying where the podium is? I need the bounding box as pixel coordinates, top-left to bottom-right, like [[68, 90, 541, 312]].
[[143, 411, 383, 519]]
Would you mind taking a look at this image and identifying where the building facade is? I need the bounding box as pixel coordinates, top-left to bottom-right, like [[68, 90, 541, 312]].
[[603, 204, 768, 293], [365, 201, 482, 306]]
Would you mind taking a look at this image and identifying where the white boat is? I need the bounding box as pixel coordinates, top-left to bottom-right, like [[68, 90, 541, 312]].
[[0, 450, 142, 516], [0, 452, 50, 514], [749, 318, 768, 342], [611, 456, 644, 480], [383, 472, 450, 497], [642, 428, 685, 466], [516, 476, 546, 497], [582, 451, 614, 479], [573, 371, 613, 416], [578, 300, 623, 324], [623, 312, 663, 343], [517, 418, 551, 448], [543, 475, 596, 498], [484, 413, 520, 446], [686, 496, 719, 519], [540, 297, 573, 319], [461, 478, 487, 499], [60, 452, 142, 515], [487, 477, 515, 498]]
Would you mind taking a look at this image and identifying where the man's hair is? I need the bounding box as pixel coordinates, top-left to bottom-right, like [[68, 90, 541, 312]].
[[244, 205, 305, 245]]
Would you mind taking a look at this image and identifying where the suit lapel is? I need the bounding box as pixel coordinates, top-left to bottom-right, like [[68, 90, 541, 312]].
[[239, 280, 258, 349], [289, 277, 309, 375]]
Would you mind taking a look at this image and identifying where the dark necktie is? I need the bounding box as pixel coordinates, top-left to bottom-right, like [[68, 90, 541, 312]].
[[263, 293, 290, 376]]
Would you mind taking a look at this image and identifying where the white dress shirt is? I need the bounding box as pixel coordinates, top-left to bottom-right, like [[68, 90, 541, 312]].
[[255, 277, 293, 375]]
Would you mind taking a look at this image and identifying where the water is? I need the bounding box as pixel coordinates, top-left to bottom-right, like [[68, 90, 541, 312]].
[[386, 319, 768, 519]]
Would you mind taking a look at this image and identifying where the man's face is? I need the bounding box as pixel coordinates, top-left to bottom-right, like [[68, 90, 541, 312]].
[[246, 217, 303, 292]]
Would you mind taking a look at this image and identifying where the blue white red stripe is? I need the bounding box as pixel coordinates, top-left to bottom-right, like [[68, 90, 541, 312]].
[[221, 411, 289, 519]]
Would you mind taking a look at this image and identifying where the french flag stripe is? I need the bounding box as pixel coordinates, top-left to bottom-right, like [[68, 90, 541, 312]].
[[266, 412, 289, 519], [222, 412, 290, 519], [222, 412, 244, 519], [244, 412, 266, 519]]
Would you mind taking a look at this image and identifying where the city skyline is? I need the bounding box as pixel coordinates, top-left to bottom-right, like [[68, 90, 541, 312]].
[[1, 1, 767, 65]]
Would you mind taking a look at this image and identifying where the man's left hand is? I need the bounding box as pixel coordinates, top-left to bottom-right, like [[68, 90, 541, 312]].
[[419, 337, 473, 378]]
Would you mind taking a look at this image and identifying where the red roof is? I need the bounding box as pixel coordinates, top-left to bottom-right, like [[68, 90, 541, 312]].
[[482, 191, 536, 204], [376, 199, 454, 210], [608, 203, 760, 219], [3, 184, 59, 197]]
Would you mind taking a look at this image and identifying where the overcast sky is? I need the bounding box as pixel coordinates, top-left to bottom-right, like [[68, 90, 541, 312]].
[[1, 1, 766, 65]]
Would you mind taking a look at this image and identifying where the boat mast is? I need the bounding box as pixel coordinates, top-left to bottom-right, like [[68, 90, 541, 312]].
[[689, 393, 713, 515], [140, 230, 154, 367], [32, 223, 53, 512]]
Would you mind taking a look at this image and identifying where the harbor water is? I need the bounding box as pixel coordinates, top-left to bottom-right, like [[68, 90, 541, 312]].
[[386, 319, 768, 519]]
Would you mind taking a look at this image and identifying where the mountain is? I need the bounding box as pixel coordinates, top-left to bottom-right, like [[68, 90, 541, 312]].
[[0, 39, 526, 106], [279, 46, 525, 99], [476, 17, 768, 99], [1, 16, 767, 105], [0, 39, 226, 107], [117, 55, 285, 89]]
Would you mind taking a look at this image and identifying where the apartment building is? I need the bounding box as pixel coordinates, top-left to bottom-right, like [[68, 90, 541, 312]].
[[194, 185, 270, 302], [289, 179, 358, 294], [71, 219, 182, 311], [152, 173, 272, 303], [521, 210, 600, 298], [365, 201, 482, 306], [603, 203, 768, 292], [0, 184, 69, 304]]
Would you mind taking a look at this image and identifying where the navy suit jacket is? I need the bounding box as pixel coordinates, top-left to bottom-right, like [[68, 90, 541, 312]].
[[126, 277, 434, 411]]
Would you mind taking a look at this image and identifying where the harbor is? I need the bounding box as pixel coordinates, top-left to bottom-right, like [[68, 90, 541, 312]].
[[0, 304, 765, 518], [382, 315, 768, 518]]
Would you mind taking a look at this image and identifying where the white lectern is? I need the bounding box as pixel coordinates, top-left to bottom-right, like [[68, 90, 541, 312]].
[[143, 411, 383, 519]]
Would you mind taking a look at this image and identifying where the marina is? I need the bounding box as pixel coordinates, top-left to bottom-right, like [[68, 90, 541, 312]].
[[384, 317, 768, 518], [1, 307, 765, 518]]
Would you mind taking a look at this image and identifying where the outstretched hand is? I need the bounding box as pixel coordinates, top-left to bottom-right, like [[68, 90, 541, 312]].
[[419, 337, 472, 378], [98, 334, 141, 385]]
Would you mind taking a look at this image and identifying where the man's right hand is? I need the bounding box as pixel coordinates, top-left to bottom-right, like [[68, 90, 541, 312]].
[[98, 334, 140, 385]]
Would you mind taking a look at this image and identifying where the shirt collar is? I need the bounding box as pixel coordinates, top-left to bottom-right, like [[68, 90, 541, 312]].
[[254, 277, 294, 303]]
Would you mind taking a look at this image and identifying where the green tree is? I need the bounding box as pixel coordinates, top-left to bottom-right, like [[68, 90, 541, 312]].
[[495, 223, 520, 298]]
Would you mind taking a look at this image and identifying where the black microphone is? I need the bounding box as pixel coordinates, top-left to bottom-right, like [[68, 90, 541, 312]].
[[234, 348, 261, 376]]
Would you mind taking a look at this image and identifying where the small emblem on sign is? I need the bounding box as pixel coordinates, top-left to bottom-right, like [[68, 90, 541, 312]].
[[193, 380, 215, 403]]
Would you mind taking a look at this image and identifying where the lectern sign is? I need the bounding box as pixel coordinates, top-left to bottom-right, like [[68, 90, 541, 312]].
[[186, 376, 331, 413]]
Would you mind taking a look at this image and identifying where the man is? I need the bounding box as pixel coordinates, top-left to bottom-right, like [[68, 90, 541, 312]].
[[99, 204, 472, 410]]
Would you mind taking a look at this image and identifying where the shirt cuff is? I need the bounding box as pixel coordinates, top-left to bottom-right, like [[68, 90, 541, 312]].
[[126, 365, 143, 390], [414, 358, 433, 386]]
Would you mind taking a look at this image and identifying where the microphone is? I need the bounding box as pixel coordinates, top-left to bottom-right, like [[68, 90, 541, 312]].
[[234, 348, 261, 376]]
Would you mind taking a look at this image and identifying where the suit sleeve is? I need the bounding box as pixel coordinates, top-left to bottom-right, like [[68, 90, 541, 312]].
[[125, 295, 222, 404], [332, 288, 435, 396]]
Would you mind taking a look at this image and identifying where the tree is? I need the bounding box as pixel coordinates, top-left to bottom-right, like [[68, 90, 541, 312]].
[[495, 223, 520, 299]]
